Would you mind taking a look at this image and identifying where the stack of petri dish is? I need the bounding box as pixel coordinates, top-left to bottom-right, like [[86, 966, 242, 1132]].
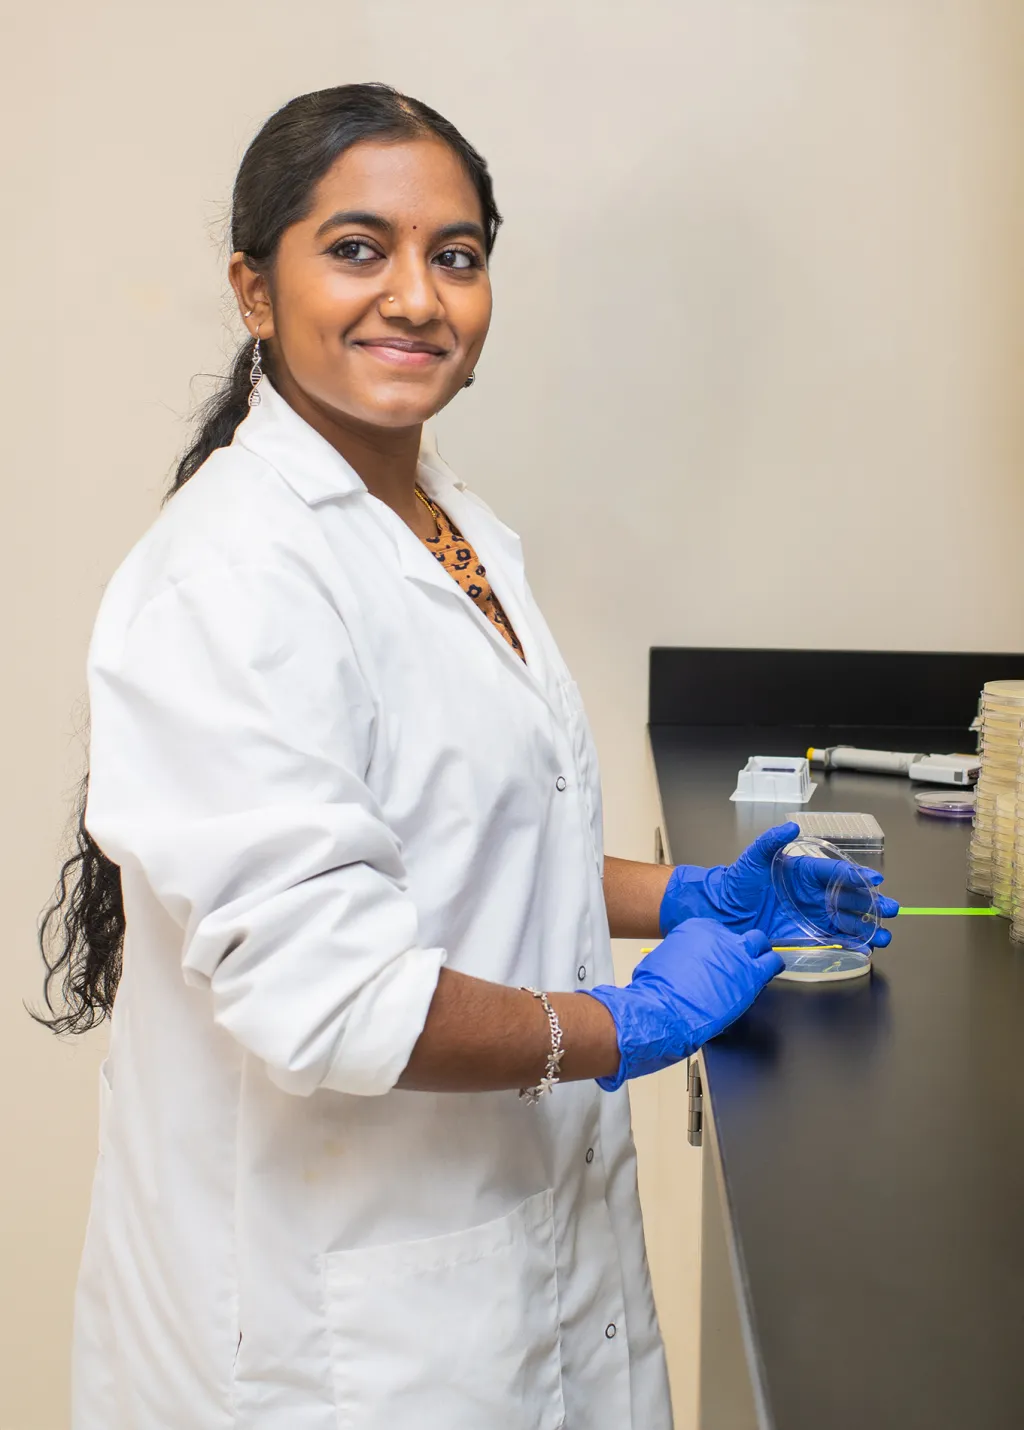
[[1015, 737, 1024, 945], [967, 680, 1024, 923]]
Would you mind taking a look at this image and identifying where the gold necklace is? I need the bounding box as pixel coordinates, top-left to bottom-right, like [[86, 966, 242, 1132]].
[[415, 485, 440, 536]]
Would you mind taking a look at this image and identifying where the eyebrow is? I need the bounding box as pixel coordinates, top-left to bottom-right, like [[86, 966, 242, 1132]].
[[314, 210, 392, 241], [434, 221, 487, 246], [313, 209, 486, 247]]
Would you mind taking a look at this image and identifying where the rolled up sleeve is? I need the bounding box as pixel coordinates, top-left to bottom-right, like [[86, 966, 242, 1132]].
[[85, 561, 445, 1097]]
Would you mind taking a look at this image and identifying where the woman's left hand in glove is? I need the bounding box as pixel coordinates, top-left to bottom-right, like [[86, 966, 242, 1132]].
[[658, 822, 900, 948]]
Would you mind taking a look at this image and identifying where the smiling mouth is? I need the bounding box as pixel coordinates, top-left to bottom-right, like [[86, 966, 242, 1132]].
[[354, 338, 449, 367]]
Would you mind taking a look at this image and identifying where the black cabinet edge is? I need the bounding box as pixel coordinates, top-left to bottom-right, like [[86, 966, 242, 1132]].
[[649, 647, 1024, 730]]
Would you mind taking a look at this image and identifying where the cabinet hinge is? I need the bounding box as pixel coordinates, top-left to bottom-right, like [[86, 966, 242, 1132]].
[[687, 1060, 703, 1147]]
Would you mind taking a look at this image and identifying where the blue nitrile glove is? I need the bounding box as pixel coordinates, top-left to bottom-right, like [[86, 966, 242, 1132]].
[[658, 822, 900, 949], [584, 918, 784, 1091]]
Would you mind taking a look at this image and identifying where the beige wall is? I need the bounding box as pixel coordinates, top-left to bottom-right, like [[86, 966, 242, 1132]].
[[4, 3, 1023, 1426]]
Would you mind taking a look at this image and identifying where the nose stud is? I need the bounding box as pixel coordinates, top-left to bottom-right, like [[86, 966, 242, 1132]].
[[387, 296, 395, 304]]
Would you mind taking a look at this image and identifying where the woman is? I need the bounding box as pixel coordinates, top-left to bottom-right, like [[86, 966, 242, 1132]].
[[41, 84, 895, 1429]]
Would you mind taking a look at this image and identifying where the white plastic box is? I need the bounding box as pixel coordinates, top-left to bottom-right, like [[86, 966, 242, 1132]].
[[730, 756, 816, 804]]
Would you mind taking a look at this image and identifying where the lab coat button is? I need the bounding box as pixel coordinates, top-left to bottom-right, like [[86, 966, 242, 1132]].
[[586, 1148, 595, 1164], [577, 965, 587, 982], [605, 1323, 617, 1339], [555, 776, 567, 791]]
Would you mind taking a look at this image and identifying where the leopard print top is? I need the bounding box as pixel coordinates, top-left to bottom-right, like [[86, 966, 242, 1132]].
[[415, 488, 526, 663]]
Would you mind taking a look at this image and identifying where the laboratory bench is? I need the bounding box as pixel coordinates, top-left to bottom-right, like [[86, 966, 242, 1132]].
[[648, 648, 1024, 1430]]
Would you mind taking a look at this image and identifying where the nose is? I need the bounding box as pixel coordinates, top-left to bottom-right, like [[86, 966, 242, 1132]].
[[383, 249, 445, 327]]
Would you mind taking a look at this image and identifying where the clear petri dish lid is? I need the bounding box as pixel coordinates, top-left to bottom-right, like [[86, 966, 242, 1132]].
[[770, 835, 882, 960]]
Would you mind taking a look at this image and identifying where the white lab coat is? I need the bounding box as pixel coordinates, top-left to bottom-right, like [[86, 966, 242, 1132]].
[[72, 377, 672, 1429]]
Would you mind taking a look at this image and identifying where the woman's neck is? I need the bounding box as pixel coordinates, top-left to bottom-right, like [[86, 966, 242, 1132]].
[[274, 371, 433, 537]]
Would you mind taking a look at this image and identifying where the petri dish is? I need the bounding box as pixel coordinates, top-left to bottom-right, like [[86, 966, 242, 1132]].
[[769, 835, 881, 983], [772, 947, 872, 983], [980, 739, 1022, 757], [983, 680, 1024, 702], [915, 790, 976, 819], [981, 711, 1024, 730]]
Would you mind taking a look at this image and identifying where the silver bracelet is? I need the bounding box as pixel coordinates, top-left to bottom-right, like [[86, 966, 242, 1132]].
[[519, 987, 565, 1105]]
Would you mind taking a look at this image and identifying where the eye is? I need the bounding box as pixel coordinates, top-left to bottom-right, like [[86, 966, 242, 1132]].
[[329, 239, 382, 264], [434, 247, 479, 271]]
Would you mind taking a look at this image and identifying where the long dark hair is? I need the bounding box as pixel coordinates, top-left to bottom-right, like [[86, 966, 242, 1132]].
[[36, 83, 502, 1034]]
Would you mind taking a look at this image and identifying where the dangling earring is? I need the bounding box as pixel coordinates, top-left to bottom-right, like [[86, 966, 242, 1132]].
[[463, 371, 476, 389], [248, 324, 264, 408]]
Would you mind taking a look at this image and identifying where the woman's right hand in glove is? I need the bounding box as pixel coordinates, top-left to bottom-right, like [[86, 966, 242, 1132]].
[[583, 918, 784, 1091]]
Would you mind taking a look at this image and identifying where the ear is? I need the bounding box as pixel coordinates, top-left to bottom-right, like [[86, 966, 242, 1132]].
[[228, 252, 275, 339]]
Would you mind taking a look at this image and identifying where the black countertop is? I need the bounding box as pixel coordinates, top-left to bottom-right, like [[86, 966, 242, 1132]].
[[651, 724, 1024, 1430]]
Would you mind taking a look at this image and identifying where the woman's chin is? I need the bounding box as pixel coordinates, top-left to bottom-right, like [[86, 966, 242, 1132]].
[[355, 382, 459, 429]]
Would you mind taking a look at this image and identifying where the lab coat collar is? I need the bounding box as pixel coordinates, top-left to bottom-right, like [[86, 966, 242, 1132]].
[[236, 379, 548, 699], [403, 457, 546, 690], [415, 427, 467, 500], [396, 438, 526, 604], [234, 376, 466, 508], [415, 435, 522, 584]]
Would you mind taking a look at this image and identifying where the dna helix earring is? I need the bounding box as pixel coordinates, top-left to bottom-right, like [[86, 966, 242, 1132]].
[[248, 323, 264, 408], [463, 371, 476, 388]]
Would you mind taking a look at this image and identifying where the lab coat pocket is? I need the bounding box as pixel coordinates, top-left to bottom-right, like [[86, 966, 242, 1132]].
[[323, 1188, 566, 1430]]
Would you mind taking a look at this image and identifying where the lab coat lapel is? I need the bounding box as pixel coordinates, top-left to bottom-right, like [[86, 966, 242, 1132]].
[[414, 447, 555, 701], [393, 507, 554, 708], [242, 387, 555, 703], [439, 493, 548, 678]]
